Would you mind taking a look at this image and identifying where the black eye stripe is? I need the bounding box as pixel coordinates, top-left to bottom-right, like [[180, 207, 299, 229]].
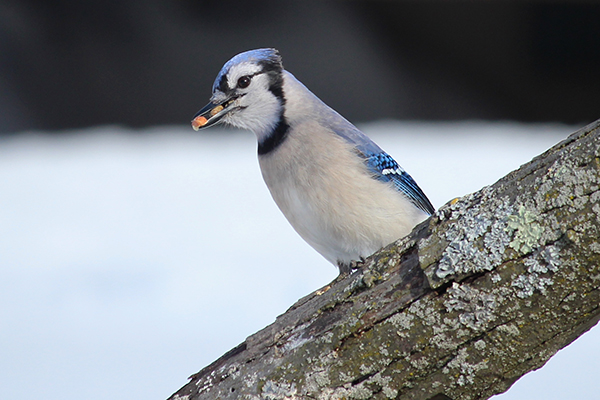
[[217, 74, 228, 93]]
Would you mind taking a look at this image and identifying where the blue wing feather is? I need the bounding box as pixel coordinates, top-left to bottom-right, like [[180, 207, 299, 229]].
[[365, 152, 435, 215]]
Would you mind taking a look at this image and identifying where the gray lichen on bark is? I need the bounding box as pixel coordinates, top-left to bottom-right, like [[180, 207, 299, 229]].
[[169, 120, 600, 400]]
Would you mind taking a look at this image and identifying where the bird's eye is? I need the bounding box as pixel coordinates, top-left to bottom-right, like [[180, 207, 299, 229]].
[[237, 75, 251, 89]]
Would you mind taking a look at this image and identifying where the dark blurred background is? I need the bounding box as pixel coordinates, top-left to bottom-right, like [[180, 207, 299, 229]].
[[0, 0, 598, 134]]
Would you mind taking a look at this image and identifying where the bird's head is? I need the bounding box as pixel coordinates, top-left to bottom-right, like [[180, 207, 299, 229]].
[[192, 48, 286, 136]]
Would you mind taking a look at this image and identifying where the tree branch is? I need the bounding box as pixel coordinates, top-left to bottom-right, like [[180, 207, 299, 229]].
[[168, 120, 600, 400]]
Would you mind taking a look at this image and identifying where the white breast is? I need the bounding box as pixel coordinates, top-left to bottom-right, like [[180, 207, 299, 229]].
[[258, 119, 428, 266]]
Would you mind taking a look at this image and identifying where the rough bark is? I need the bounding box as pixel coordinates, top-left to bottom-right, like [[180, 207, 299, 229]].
[[168, 120, 600, 400]]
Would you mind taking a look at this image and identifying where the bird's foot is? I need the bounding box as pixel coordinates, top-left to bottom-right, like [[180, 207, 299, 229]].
[[337, 257, 365, 278]]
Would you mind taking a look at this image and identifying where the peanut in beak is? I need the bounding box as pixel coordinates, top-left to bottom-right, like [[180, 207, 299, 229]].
[[191, 116, 208, 131], [210, 105, 224, 116]]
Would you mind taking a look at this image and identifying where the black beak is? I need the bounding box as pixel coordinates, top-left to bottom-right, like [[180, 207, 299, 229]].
[[191, 95, 239, 131]]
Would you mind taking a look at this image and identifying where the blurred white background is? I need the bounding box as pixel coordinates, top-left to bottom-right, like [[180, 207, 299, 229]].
[[0, 121, 598, 400]]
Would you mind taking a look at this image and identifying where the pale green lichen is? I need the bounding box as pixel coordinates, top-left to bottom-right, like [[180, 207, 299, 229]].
[[507, 205, 543, 254]]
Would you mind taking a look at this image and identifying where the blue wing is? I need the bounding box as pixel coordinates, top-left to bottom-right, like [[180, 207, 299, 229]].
[[365, 152, 435, 215]]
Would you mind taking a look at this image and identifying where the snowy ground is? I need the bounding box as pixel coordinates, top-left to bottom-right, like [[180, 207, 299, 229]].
[[0, 121, 597, 400]]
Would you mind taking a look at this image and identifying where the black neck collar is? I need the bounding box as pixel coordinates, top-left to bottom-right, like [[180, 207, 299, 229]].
[[258, 115, 290, 155]]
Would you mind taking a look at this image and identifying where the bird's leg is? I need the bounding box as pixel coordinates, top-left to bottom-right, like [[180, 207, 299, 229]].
[[337, 257, 365, 278]]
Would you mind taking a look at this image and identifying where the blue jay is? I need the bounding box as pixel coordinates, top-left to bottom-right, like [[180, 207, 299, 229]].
[[192, 48, 434, 274]]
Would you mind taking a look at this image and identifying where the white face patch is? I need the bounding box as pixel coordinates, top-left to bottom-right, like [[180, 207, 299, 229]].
[[224, 81, 281, 136]]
